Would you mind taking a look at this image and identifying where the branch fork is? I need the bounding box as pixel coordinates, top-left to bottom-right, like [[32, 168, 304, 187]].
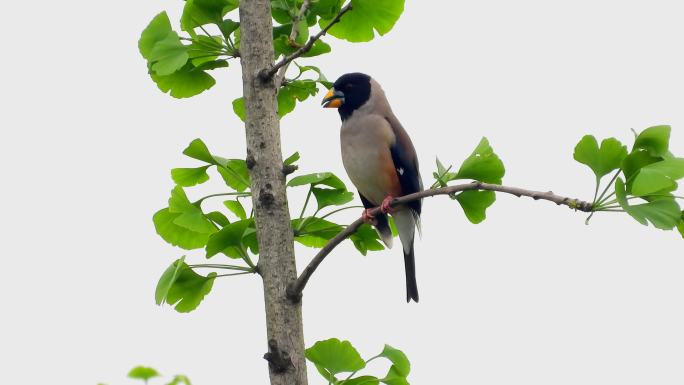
[[260, 3, 353, 82]]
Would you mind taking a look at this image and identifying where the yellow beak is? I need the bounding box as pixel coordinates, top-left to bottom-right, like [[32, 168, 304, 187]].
[[321, 88, 344, 108]]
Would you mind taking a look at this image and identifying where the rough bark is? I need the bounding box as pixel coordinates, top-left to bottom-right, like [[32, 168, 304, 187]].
[[238, 1, 308, 385]]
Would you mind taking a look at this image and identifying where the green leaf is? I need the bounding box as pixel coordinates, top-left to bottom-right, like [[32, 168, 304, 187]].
[[294, 18, 310, 45], [166, 375, 192, 385], [312, 187, 354, 210], [188, 35, 223, 66], [313, 364, 338, 384], [189, 34, 224, 51], [310, 0, 343, 18], [273, 36, 290, 58], [275, 35, 331, 57], [388, 216, 398, 237], [164, 263, 217, 312], [615, 178, 681, 230], [380, 345, 410, 378], [183, 138, 216, 164], [302, 39, 332, 57], [433, 158, 451, 187], [150, 62, 216, 98], [206, 219, 252, 258], [322, 0, 405, 42], [622, 150, 662, 185], [273, 23, 292, 40], [232, 27, 241, 49], [677, 212, 684, 238], [232, 97, 246, 121], [288, 172, 346, 189], [452, 137, 505, 184], [128, 366, 160, 381], [436, 157, 447, 176], [456, 190, 496, 224], [631, 158, 684, 196], [284, 151, 300, 166], [350, 223, 385, 255], [573, 135, 628, 179], [155, 257, 186, 305], [181, 140, 249, 192], [271, 3, 293, 24], [224, 200, 247, 220], [633, 125, 671, 157], [194, 59, 229, 71], [181, 0, 239, 31], [139, 12, 173, 60], [149, 32, 189, 76], [243, 226, 259, 254], [342, 376, 380, 385], [382, 366, 409, 385], [278, 80, 318, 117], [168, 186, 216, 233], [293, 217, 343, 247], [205, 211, 230, 227], [171, 166, 211, 187], [217, 160, 251, 192], [153, 208, 212, 249], [218, 19, 240, 39], [295, 63, 331, 86], [305, 338, 366, 375]]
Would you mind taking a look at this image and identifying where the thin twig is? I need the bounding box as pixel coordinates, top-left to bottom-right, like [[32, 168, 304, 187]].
[[595, 169, 621, 206], [261, 2, 353, 81], [286, 181, 593, 302], [215, 271, 256, 278], [274, 0, 313, 88], [190, 264, 253, 272]]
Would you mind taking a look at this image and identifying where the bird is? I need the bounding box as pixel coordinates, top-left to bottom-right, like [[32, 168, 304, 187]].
[[321, 73, 423, 302]]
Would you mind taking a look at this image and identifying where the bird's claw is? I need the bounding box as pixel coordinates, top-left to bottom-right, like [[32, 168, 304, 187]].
[[380, 195, 395, 214], [362, 209, 377, 225]]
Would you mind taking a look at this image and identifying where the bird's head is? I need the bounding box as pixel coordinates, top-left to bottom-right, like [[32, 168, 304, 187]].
[[322, 72, 372, 120]]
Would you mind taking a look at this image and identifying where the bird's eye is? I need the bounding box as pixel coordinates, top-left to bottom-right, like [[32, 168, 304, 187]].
[[346, 84, 353, 90]]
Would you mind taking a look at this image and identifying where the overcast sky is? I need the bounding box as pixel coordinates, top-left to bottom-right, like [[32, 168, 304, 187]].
[[2, 1, 683, 384]]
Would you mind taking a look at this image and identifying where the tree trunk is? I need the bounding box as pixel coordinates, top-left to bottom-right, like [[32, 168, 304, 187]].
[[238, 1, 308, 385]]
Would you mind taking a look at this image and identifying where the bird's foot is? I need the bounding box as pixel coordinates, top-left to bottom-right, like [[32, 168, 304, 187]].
[[380, 195, 395, 214], [362, 209, 377, 225]]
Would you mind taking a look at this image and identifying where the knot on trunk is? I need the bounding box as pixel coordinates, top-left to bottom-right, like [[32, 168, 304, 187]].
[[259, 188, 275, 208], [283, 164, 298, 176], [246, 153, 256, 169], [286, 282, 302, 303], [263, 339, 293, 374]]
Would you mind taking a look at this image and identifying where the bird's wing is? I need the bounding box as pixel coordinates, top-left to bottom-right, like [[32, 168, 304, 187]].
[[386, 115, 422, 216]]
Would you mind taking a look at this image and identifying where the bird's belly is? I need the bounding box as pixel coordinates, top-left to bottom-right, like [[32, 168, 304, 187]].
[[341, 140, 400, 205]]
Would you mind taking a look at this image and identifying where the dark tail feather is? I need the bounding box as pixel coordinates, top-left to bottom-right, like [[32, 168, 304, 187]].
[[404, 243, 419, 303]]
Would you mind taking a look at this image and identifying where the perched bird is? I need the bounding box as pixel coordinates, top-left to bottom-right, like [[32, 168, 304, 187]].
[[322, 73, 423, 302]]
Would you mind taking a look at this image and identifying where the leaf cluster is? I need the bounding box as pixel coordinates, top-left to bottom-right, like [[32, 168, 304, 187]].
[[139, 0, 406, 117], [573, 126, 684, 234], [432, 137, 506, 224], [152, 142, 390, 313], [306, 339, 411, 385], [139, 8, 238, 98], [125, 366, 191, 385], [110, 342, 412, 385]]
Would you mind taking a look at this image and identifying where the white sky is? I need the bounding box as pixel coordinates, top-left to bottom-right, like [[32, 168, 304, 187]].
[[2, 1, 683, 384]]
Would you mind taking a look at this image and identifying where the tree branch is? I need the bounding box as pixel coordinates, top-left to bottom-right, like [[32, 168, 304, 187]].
[[260, 3, 353, 81], [274, 0, 313, 88], [286, 181, 593, 302]]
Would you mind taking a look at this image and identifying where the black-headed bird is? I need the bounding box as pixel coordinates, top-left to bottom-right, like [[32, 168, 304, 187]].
[[322, 73, 423, 302]]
